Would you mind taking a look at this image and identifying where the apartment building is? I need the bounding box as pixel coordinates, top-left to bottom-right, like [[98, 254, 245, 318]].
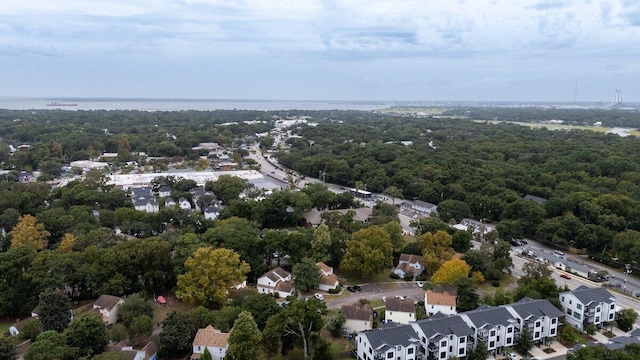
[[559, 285, 619, 331]]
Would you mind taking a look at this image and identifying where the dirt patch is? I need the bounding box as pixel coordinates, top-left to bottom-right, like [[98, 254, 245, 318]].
[[152, 294, 194, 326]]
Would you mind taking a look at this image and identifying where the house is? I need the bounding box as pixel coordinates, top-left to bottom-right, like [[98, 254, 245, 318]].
[[394, 253, 424, 279], [204, 205, 220, 220], [356, 322, 421, 360], [17, 171, 33, 182], [504, 297, 563, 345], [460, 305, 520, 356], [341, 304, 374, 334], [425, 290, 457, 316], [178, 197, 192, 210], [412, 313, 475, 360], [385, 296, 416, 324], [130, 187, 153, 198], [559, 285, 619, 331], [158, 186, 172, 197], [93, 294, 125, 324], [106, 341, 158, 360], [256, 267, 295, 298], [523, 194, 548, 205], [164, 197, 177, 207], [316, 262, 339, 292], [133, 196, 160, 213], [413, 200, 438, 216], [191, 325, 230, 360]]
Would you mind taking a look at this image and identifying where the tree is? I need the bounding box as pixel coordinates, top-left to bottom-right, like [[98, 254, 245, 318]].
[[226, 311, 262, 360], [383, 186, 403, 205], [10, 214, 50, 250], [232, 290, 281, 331], [263, 298, 326, 359], [159, 311, 196, 358], [118, 293, 154, 328], [456, 278, 479, 312], [431, 259, 471, 285], [418, 230, 454, 275], [324, 310, 346, 338], [0, 245, 38, 316], [515, 328, 533, 355], [176, 247, 250, 308], [207, 175, 249, 204], [467, 341, 487, 360], [65, 313, 108, 358], [0, 337, 16, 360], [24, 331, 77, 360], [129, 315, 154, 338], [617, 308, 638, 332], [340, 226, 393, 278], [38, 288, 72, 332], [292, 258, 321, 292], [200, 347, 213, 360], [310, 224, 331, 263]]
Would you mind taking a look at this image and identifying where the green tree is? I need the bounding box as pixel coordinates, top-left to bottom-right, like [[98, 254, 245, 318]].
[[382, 186, 403, 205], [0, 245, 38, 316], [176, 247, 250, 308], [292, 258, 321, 292], [310, 224, 331, 263], [24, 331, 77, 360], [418, 230, 454, 275], [206, 175, 249, 204], [118, 293, 154, 327], [232, 290, 281, 331], [515, 328, 533, 355], [159, 311, 196, 358], [617, 308, 638, 332], [226, 311, 262, 360], [65, 313, 108, 358], [467, 341, 487, 360], [200, 347, 213, 360], [0, 337, 17, 360], [38, 288, 72, 332], [324, 310, 346, 338], [456, 278, 479, 312], [129, 315, 154, 338], [340, 226, 393, 278]]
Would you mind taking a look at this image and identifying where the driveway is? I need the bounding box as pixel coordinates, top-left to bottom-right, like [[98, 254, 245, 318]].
[[325, 281, 425, 309]]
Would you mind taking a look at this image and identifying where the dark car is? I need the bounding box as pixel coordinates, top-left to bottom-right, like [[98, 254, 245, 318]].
[[353, 285, 362, 291], [347, 286, 356, 293], [560, 274, 571, 280]]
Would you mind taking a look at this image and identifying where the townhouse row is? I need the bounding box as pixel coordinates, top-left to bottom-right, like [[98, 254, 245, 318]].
[[356, 285, 620, 360]]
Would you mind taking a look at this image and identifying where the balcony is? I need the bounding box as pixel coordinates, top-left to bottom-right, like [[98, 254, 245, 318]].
[[478, 332, 489, 341]]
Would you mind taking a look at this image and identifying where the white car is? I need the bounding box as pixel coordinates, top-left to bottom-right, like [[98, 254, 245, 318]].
[[507, 353, 519, 360], [314, 293, 324, 300], [416, 281, 424, 288]]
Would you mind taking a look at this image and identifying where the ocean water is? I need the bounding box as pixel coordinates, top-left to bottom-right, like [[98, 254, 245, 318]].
[[0, 97, 391, 111]]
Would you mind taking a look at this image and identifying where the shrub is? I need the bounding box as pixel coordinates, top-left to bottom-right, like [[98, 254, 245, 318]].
[[585, 323, 596, 335], [328, 285, 342, 294], [491, 280, 501, 287], [390, 273, 400, 279]]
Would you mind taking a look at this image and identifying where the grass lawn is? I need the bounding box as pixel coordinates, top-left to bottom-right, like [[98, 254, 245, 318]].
[[152, 294, 195, 326], [477, 274, 518, 293]]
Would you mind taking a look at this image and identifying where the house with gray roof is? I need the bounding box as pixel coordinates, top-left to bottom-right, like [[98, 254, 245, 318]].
[[256, 267, 294, 298], [459, 305, 520, 356], [504, 297, 563, 344], [133, 196, 159, 213], [413, 313, 474, 359], [356, 323, 421, 360], [560, 285, 619, 331]]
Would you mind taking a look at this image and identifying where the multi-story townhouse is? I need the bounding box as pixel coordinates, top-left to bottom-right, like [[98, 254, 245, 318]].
[[504, 297, 563, 345], [412, 313, 474, 360], [459, 305, 520, 356], [356, 322, 422, 360], [385, 297, 417, 324], [559, 285, 619, 331]]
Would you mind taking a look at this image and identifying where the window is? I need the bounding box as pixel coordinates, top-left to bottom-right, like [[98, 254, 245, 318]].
[[408, 348, 414, 354], [449, 346, 452, 353], [576, 304, 582, 310], [569, 300, 572, 304], [369, 348, 373, 354], [396, 346, 401, 351], [440, 351, 446, 359], [574, 313, 581, 320], [535, 332, 540, 338], [441, 341, 446, 347], [387, 352, 393, 358], [507, 338, 512, 345], [609, 314, 614, 320], [567, 309, 573, 316], [489, 341, 495, 348], [460, 337, 465, 344], [611, 304, 615, 310], [552, 318, 557, 324], [490, 330, 495, 337], [561, 296, 565, 302], [459, 348, 465, 355], [596, 307, 601, 313], [595, 317, 600, 323], [535, 321, 540, 327], [508, 327, 513, 333], [551, 328, 556, 335]]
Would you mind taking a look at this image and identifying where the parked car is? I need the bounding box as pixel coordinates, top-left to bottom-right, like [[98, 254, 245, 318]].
[[314, 293, 324, 300], [560, 274, 571, 279], [416, 281, 424, 288], [347, 286, 356, 293], [507, 353, 518, 360], [352, 285, 362, 291], [635, 292, 640, 298]]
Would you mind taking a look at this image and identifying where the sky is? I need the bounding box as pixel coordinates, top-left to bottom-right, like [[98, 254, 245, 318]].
[[1, 0, 639, 102]]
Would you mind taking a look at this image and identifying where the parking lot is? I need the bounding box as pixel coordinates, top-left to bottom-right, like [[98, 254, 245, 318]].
[[326, 281, 426, 310]]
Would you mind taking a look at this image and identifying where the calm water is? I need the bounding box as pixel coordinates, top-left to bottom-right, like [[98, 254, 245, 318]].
[[0, 97, 392, 111]]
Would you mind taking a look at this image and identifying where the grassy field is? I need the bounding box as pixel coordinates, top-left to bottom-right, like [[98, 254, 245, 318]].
[[478, 120, 640, 136], [339, 268, 397, 286]]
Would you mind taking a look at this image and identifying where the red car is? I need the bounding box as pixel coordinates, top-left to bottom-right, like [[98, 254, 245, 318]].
[[560, 274, 571, 280]]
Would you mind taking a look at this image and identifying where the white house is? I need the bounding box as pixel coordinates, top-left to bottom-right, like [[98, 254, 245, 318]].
[[178, 197, 192, 210], [394, 253, 424, 278], [460, 305, 520, 356], [204, 205, 220, 221], [341, 304, 373, 334], [133, 196, 159, 213], [356, 322, 421, 360], [158, 186, 171, 197], [425, 290, 457, 316], [505, 297, 563, 345], [316, 262, 339, 292], [257, 267, 295, 298], [560, 285, 619, 331], [107, 341, 158, 360], [164, 197, 176, 207], [413, 200, 438, 215], [385, 296, 416, 324], [412, 313, 474, 360], [191, 326, 229, 360], [92, 294, 125, 325]]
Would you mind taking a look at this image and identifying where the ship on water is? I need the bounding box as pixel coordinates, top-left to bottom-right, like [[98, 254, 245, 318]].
[[47, 101, 77, 106]]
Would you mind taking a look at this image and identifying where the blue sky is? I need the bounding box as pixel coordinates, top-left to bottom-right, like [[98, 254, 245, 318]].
[[1, 0, 639, 102]]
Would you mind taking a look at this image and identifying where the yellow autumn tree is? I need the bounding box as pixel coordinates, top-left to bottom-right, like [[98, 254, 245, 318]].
[[431, 259, 471, 285], [10, 215, 50, 250], [57, 233, 76, 253], [418, 230, 455, 275], [176, 247, 250, 307]]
